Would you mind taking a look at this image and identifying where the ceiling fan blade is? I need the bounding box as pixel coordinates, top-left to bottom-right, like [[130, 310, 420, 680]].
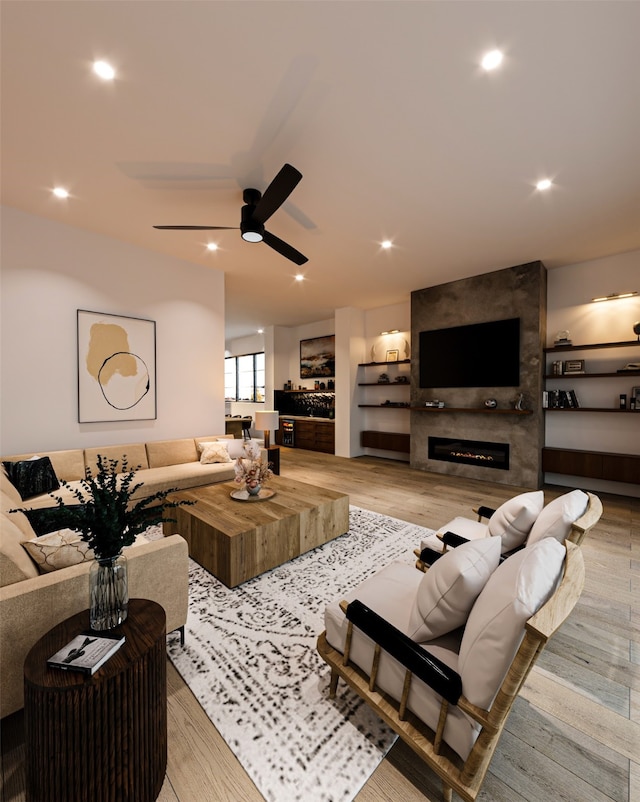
[[153, 225, 237, 230], [262, 229, 308, 265], [253, 164, 302, 224]]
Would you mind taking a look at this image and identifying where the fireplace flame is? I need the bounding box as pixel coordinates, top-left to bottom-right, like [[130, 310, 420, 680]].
[[450, 451, 495, 462]]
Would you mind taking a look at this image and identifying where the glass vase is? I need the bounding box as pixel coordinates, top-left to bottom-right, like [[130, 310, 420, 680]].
[[89, 553, 128, 630]]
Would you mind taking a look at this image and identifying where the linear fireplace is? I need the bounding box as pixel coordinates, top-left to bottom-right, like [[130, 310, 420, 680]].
[[428, 437, 510, 471]]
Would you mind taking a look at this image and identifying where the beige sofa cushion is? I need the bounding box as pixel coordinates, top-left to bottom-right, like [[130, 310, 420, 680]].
[[1, 513, 39, 585], [84, 443, 149, 475], [0, 471, 22, 506], [2, 450, 85, 482], [23, 529, 94, 573], [146, 438, 198, 468]]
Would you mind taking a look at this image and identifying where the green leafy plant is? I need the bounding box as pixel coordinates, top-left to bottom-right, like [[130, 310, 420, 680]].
[[48, 454, 194, 559]]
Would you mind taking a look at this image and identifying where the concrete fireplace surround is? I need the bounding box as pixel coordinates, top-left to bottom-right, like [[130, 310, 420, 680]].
[[410, 261, 546, 489]]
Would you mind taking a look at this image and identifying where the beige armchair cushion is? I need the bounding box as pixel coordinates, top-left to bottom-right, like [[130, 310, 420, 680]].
[[486, 490, 544, 551], [458, 537, 565, 709], [527, 489, 588, 546], [408, 537, 501, 641]]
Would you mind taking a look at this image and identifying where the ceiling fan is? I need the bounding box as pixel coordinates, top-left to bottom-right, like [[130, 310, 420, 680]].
[[153, 163, 308, 265]]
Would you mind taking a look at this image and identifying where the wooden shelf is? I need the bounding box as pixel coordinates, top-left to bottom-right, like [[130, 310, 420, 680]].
[[359, 404, 409, 409], [544, 407, 638, 413], [545, 371, 640, 379], [544, 340, 640, 353], [358, 359, 411, 366], [358, 382, 410, 387], [410, 406, 532, 415], [282, 389, 334, 393]]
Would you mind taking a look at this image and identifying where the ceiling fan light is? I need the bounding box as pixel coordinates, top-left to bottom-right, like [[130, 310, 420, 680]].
[[241, 230, 263, 243]]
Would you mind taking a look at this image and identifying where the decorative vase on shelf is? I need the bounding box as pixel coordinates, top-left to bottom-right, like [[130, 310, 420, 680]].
[[89, 552, 129, 630]]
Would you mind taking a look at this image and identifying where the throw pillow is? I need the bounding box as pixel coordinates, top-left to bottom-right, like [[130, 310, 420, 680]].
[[487, 490, 545, 552], [526, 489, 588, 546], [199, 442, 233, 464], [458, 537, 565, 710], [23, 529, 94, 573], [2, 456, 60, 500], [407, 537, 501, 642]]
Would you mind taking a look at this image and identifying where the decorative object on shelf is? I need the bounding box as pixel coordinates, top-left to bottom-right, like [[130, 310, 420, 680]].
[[632, 387, 640, 409], [554, 330, 572, 346], [563, 359, 585, 374], [386, 349, 399, 362], [514, 393, 526, 411], [394, 375, 409, 384], [254, 410, 280, 449], [484, 398, 497, 408], [551, 360, 564, 375], [300, 335, 335, 378], [381, 400, 409, 407], [328, 379, 335, 390], [377, 373, 390, 384], [233, 439, 274, 496], [14, 455, 193, 630], [424, 400, 445, 408], [635, 321, 640, 340]]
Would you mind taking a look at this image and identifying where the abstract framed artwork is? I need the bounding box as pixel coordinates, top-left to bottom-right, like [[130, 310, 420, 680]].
[[300, 335, 335, 379], [77, 310, 157, 423]]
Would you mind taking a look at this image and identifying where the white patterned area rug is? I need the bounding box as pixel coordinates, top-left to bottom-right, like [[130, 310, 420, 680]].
[[162, 506, 435, 802]]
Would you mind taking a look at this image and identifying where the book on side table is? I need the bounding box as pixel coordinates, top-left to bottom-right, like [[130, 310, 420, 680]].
[[47, 632, 125, 675]]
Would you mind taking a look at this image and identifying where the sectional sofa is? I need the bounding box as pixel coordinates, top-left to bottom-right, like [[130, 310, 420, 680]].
[[0, 433, 249, 718]]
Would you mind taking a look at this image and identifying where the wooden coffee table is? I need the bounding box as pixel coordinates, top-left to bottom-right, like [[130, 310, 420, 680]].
[[163, 475, 349, 587]]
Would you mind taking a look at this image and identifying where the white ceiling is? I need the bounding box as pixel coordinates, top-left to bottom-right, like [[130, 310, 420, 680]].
[[2, 1, 639, 341]]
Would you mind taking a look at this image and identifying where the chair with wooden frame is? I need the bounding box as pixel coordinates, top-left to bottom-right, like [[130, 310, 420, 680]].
[[414, 489, 602, 572], [317, 539, 585, 802]]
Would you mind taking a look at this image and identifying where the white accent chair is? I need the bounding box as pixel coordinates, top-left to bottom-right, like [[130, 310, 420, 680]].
[[317, 537, 586, 802]]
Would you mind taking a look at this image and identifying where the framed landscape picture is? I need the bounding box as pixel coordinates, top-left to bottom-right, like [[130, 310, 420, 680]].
[[77, 310, 157, 422], [300, 335, 335, 378]]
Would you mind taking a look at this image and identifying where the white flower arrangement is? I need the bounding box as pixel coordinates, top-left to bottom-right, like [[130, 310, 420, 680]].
[[233, 440, 273, 490]]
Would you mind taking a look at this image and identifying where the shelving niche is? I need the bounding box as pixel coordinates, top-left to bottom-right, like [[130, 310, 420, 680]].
[[543, 339, 640, 484], [358, 359, 410, 455]]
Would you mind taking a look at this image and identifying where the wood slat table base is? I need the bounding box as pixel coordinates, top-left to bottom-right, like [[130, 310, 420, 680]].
[[24, 599, 167, 802]]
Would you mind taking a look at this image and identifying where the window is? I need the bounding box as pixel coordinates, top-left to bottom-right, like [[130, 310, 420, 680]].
[[225, 352, 265, 402]]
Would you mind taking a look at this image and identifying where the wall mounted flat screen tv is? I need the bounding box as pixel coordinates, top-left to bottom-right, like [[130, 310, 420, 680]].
[[419, 317, 520, 388]]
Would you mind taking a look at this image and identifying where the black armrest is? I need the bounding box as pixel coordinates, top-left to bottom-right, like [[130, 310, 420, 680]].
[[345, 599, 462, 705], [418, 546, 444, 565], [441, 531, 469, 549], [477, 505, 496, 520]]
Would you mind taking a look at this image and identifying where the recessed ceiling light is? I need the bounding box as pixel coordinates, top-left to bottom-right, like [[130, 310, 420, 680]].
[[381, 240, 393, 250], [536, 179, 553, 191], [481, 50, 503, 71], [93, 60, 115, 81], [294, 274, 304, 282], [52, 187, 69, 199], [206, 243, 218, 251], [257, 329, 264, 334]]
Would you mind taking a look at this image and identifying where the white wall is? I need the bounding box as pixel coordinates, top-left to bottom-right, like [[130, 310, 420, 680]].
[[546, 249, 640, 497], [0, 206, 226, 454]]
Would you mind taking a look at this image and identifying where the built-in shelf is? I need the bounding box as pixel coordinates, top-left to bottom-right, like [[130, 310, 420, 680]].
[[410, 406, 532, 415], [545, 372, 640, 379], [358, 382, 410, 387], [282, 389, 334, 394], [358, 359, 411, 366], [545, 407, 638, 414], [544, 339, 640, 353], [358, 404, 410, 409]]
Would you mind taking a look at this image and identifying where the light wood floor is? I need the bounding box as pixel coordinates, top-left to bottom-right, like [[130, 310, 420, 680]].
[[2, 449, 638, 802]]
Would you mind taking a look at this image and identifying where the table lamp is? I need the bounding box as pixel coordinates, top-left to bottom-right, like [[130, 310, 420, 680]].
[[254, 410, 280, 448]]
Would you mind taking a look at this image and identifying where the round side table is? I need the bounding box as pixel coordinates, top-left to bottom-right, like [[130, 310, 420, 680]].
[[24, 598, 167, 802]]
